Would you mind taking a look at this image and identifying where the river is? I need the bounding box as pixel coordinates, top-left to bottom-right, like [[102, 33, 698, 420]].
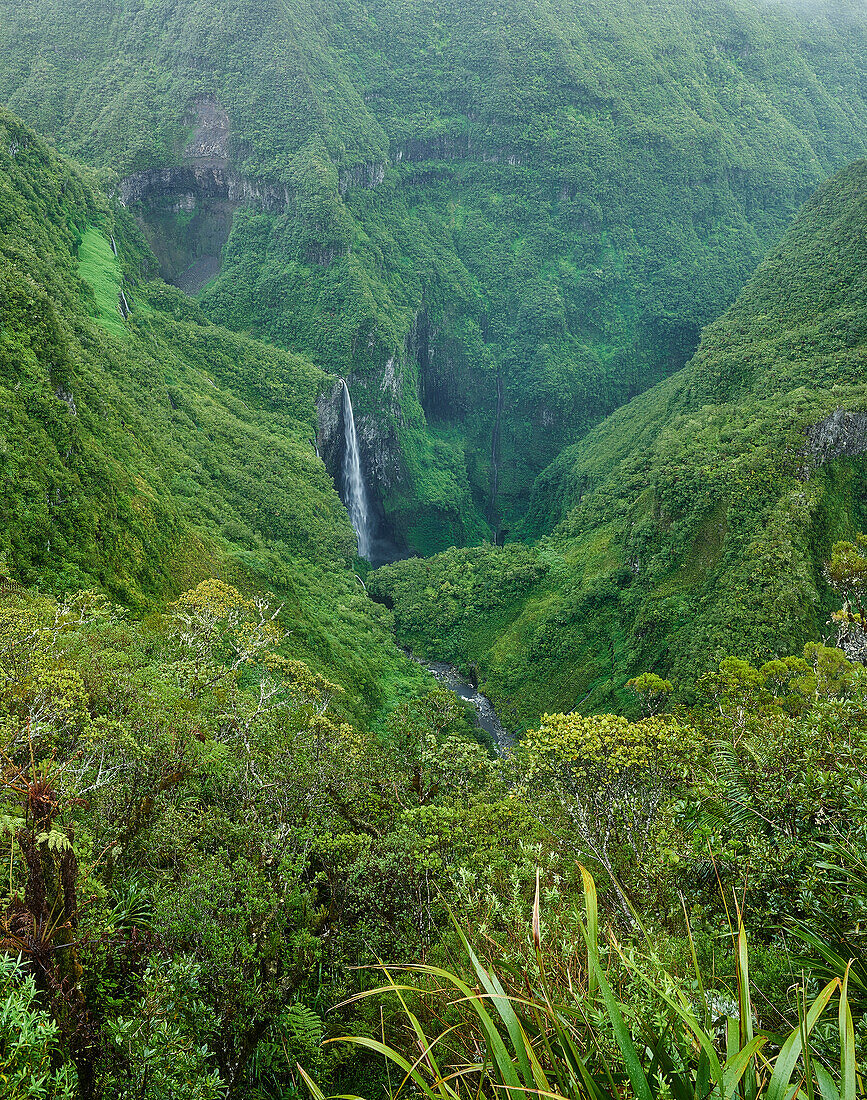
[[412, 656, 513, 753]]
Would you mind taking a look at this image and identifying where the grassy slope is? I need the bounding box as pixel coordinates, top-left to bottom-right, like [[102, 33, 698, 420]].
[[370, 162, 867, 729], [77, 226, 127, 339], [0, 0, 866, 544], [0, 107, 428, 727]]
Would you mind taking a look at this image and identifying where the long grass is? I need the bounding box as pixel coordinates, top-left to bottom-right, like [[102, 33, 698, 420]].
[[77, 226, 127, 339], [300, 869, 864, 1100]]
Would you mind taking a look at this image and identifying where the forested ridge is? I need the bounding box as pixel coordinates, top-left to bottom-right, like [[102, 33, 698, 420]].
[[0, 105, 429, 731], [2, 0, 867, 547], [2, 0, 867, 1096], [372, 159, 867, 723]]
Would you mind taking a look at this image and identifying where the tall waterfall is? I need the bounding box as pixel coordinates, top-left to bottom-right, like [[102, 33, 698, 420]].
[[341, 380, 372, 559]]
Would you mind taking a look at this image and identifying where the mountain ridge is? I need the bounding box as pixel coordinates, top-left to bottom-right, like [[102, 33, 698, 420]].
[[371, 156, 867, 726], [0, 105, 426, 726], [3, 0, 867, 549]]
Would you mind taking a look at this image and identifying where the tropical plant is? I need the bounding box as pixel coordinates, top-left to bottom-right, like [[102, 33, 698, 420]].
[[303, 870, 865, 1100], [0, 953, 77, 1100]]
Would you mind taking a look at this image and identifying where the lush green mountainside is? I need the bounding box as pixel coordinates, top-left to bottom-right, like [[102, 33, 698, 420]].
[[1, 0, 866, 550], [371, 160, 867, 728], [0, 106, 426, 726]]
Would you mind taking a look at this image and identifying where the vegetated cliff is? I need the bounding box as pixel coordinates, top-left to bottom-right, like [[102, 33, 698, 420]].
[[0, 107, 423, 725], [1, 0, 867, 548], [370, 161, 867, 729]]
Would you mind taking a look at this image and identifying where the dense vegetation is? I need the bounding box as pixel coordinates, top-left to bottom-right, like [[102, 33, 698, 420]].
[[372, 159, 867, 725], [0, 105, 434, 730], [4, 564, 867, 1095], [3, 1, 867, 1096], [1, 0, 867, 546]]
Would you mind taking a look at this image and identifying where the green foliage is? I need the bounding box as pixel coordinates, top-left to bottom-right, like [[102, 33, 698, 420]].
[[4, 12, 867, 1100], [0, 955, 77, 1100], [518, 712, 694, 916], [0, 106, 437, 728], [100, 959, 226, 1099], [376, 160, 867, 725], [76, 227, 126, 340], [2, 0, 867, 539], [1, 577, 867, 1094], [626, 673, 673, 716], [0, 582, 513, 1093], [313, 872, 865, 1100]]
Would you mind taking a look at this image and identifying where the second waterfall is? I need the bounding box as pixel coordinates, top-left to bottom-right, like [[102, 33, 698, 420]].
[[341, 380, 373, 559]]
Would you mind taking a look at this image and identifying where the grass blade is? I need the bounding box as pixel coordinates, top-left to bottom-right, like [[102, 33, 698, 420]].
[[580, 920, 653, 1100], [765, 978, 838, 1100], [839, 965, 856, 1100], [579, 864, 599, 1000]]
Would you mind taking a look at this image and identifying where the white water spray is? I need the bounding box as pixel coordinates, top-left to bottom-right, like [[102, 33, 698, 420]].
[[341, 380, 372, 559]]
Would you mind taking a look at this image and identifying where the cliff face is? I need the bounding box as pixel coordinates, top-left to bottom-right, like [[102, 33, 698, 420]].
[[317, 368, 405, 497], [5, 0, 867, 549], [120, 164, 291, 213], [316, 313, 495, 561], [806, 410, 867, 468], [120, 96, 383, 292], [316, 365, 406, 560], [338, 161, 386, 196]]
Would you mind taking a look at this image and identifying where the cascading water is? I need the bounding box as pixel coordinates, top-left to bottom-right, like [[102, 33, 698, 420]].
[[341, 380, 372, 559]]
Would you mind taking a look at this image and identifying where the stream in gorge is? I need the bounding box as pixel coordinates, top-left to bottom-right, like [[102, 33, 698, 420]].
[[408, 655, 513, 753], [338, 382, 511, 749]]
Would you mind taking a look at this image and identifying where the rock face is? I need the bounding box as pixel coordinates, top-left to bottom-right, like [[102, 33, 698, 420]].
[[805, 409, 867, 467], [317, 368, 405, 494], [120, 98, 291, 213], [183, 95, 230, 162], [120, 95, 383, 292], [119, 163, 291, 213], [338, 161, 386, 196], [316, 380, 344, 474], [394, 135, 523, 165], [835, 615, 867, 664], [317, 367, 406, 560]]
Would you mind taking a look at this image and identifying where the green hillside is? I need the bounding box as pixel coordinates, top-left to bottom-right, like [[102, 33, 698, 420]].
[[0, 106, 426, 727], [371, 160, 867, 728], [1, 0, 866, 548], [5, 8, 867, 1097]]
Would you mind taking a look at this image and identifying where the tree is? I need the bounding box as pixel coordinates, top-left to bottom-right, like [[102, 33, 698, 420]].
[[518, 712, 693, 918], [626, 672, 673, 716], [826, 535, 867, 662]]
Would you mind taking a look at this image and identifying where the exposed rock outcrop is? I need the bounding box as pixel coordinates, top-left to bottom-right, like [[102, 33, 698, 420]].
[[317, 367, 405, 498], [317, 366, 407, 563], [394, 135, 523, 165], [835, 613, 867, 664], [119, 95, 290, 211], [119, 164, 291, 213], [183, 95, 231, 162], [120, 95, 378, 291], [338, 161, 386, 196], [805, 409, 867, 468]]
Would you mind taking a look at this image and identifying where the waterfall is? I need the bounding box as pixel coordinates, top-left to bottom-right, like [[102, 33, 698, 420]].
[[341, 380, 372, 559]]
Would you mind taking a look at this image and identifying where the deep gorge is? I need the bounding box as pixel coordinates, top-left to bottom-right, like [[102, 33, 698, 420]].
[[3, 0, 867, 1094]]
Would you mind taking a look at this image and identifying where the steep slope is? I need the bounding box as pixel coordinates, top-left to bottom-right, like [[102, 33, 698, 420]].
[[1, 0, 866, 551], [370, 161, 867, 727], [0, 107, 424, 725]]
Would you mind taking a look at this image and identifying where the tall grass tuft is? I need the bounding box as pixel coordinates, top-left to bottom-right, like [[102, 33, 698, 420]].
[[300, 869, 864, 1100]]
